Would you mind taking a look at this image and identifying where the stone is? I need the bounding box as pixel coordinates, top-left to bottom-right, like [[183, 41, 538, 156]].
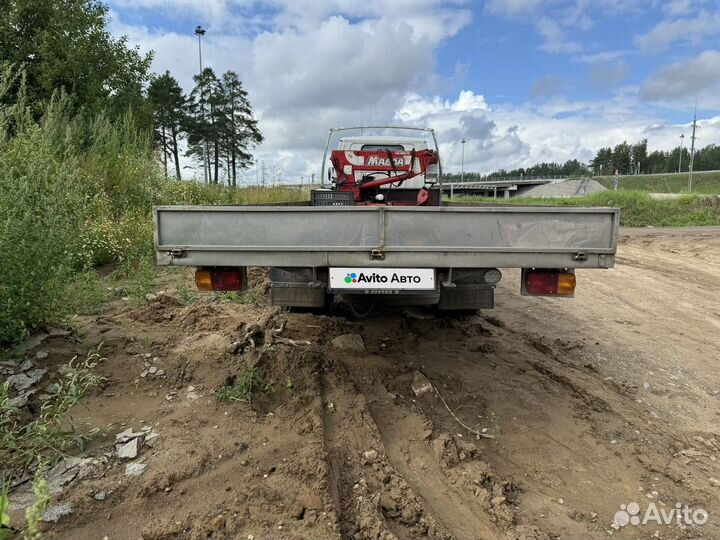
[[125, 463, 147, 476], [148, 366, 158, 375], [209, 515, 226, 532], [362, 449, 379, 462], [47, 328, 71, 338], [116, 438, 140, 460], [8, 396, 28, 408], [144, 432, 160, 448], [116, 428, 145, 443], [42, 503, 72, 522], [18, 332, 49, 353], [19, 360, 34, 371], [7, 369, 46, 391], [330, 334, 365, 353], [8, 390, 35, 408], [46, 457, 103, 494], [93, 491, 106, 501], [35, 350, 49, 360], [411, 371, 434, 397]]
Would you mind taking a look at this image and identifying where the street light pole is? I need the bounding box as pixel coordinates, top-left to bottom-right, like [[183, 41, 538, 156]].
[[678, 134, 684, 173], [688, 108, 698, 193], [195, 25, 209, 184], [451, 138, 466, 200]]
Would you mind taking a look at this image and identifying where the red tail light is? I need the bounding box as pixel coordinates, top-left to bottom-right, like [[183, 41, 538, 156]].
[[523, 269, 576, 296], [195, 268, 245, 291]]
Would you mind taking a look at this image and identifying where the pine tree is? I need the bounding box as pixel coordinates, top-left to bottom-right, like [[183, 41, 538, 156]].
[[219, 71, 263, 187], [148, 71, 187, 180], [186, 68, 221, 183]]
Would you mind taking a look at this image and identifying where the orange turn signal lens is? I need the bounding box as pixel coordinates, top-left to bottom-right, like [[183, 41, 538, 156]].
[[524, 269, 576, 296], [195, 269, 213, 291], [557, 273, 577, 295]]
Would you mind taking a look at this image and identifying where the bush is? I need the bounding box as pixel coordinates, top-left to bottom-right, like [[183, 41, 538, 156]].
[[0, 96, 88, 343], [0, 68, 308, 345]]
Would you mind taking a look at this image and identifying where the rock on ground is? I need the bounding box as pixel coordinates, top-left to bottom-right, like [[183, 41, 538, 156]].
[[331, 334, 365, 353]]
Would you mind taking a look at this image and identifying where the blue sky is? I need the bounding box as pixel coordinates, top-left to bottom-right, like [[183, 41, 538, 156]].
[[107, 0, 720, 180]]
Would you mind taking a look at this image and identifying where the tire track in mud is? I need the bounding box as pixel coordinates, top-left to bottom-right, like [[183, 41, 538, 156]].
[[317, 339, 552, 540], [319, 359, 437, 540]]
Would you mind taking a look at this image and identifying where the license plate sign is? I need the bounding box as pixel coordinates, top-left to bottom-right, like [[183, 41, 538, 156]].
[[329, 268, 435, 290]]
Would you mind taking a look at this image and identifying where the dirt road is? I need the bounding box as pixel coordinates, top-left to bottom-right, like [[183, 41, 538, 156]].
[[10, 227, 720, 540]]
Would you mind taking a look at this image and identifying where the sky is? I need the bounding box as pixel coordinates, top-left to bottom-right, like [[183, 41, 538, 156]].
[[106, 0, 720, 182]]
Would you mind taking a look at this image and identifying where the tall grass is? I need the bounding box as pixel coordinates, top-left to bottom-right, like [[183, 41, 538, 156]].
[[594, 171, 720, 194], [457, 191, 720, 227], [0, 72, 306, 346]]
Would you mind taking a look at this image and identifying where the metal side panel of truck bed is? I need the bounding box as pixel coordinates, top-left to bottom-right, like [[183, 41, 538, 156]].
[[153, 205, 619, 269]]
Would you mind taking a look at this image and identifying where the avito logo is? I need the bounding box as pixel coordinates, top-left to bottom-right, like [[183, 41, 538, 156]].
[[344, 272, 421, 285]]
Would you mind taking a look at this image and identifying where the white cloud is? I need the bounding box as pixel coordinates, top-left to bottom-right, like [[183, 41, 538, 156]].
[[485, 0, 544, 17], [385, 88, 720, 175], [531, 76, 563, 99], [575, 50, 625, 63], [395, 91, 490, 122], [110, 1, 474, 181], [586, 61, 629, 89], [635, 10, 720, 51], [536, 16, 581, 54], [108, 0, 720, 181], [484, 1, 655, 56], [640, 50, 720, 101]]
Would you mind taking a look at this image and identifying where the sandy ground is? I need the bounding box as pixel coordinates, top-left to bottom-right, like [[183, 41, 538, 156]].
[[5, 226, 720, 540]]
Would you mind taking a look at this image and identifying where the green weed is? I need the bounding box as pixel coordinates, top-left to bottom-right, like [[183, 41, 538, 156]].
[[22, 471, 49, 540], [60, 271, 109, 316], [216, 368, 262, 403], [0, 480, 10, 540], [0, 348, 106, 472]]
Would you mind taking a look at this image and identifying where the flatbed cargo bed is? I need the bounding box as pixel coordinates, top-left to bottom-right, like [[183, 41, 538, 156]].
[[154, 204, 619, 269]]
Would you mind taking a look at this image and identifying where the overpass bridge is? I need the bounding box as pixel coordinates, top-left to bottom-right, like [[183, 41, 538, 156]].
[[442, 177, 568, 198]]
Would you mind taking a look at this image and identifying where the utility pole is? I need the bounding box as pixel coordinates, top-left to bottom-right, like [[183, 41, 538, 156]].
[[688, 107, 698, 193], [678, 133, 685, 173], [195, 25, 209, 184], [452, 138, 466, 200]]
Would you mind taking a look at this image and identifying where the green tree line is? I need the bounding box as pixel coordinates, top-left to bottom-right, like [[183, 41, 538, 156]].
[[1, 0, 262, 185], [452, 140, 720, 181], [591, 140, 720, 176]]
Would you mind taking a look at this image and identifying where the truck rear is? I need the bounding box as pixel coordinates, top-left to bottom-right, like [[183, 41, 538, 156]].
[[154, 127, 619, 311]]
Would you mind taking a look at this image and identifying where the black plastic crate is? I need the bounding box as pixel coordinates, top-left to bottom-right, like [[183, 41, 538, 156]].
[[311, 190, 355, 206]]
